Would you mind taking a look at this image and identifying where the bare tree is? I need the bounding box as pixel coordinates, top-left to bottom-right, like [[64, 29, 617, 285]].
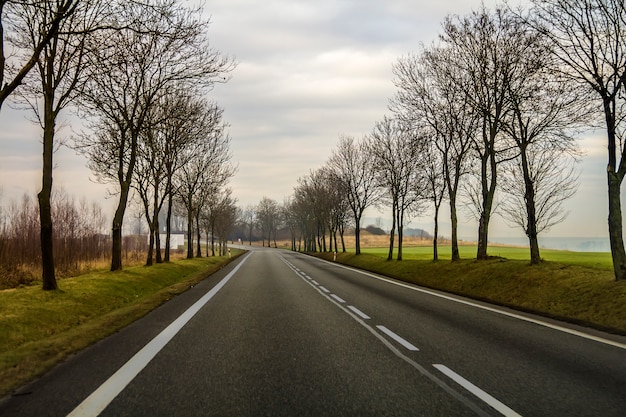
[[0, 0, 77, 109], [75, 0, 233, 270], [327, 135, 380, 255], [500, 147, 579, 258], [368, 116, 427, 261], [239, 204, 256, 245], [527, 0, 626, 280], [175, 104, 233, 259], [9, 0, 109, 289], [256, 197, 281, 248], [392, 48, 476, 261], [500, 21, 587, 264], [441, 6, 526, 260]]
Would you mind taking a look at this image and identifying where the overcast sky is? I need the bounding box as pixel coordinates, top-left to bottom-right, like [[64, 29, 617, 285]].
[[0, 0, 614, 242]]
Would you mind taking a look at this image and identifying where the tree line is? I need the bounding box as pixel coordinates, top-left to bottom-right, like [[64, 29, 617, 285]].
[[1, 0, 236, 290], [244, 0, 626, 282]]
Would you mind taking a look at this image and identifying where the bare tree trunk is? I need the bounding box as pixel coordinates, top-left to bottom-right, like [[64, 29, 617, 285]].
[[604, 96, 626, 280], [608, 172, 626, 280], [111, 187, 129, 270], [388, 200, 396, 261], [186, 206, 193, 259], [155, 218, 162, 264], [146, 228, 154, 266], [432, 203, 440, 262], [477, 149, 497, 260], [165, 192, 173, 262], [450, 193, 460, 262], [354, 215, 362, 255], [397, 208, 404, 261], [519, 148, 541, 265], [195, 210, 202, 258], [39, 94, 57, 290]]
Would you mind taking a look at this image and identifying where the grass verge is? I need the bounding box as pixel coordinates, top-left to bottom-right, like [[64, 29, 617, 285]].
[[0, 251, 243, 397], [313, 250, 626, 335]]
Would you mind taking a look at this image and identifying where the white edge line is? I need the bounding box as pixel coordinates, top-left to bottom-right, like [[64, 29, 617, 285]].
[[347, 305, 371, 320], [376, 325, 419, 351], [67, 252, 253, 417], [433, 364, 522, 417], [317, 257, 626, 350]]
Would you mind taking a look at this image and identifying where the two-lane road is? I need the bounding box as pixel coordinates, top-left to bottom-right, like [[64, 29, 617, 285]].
[[2, 247, 625, 416]]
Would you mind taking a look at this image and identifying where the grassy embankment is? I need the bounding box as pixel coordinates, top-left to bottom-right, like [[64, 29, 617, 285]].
[[0, 251, 243, 397], [312, 241, 626, 335]]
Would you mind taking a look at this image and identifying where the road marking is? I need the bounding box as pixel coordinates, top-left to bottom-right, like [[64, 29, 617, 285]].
[[318, 258, 626, 350], [67, 252, 252, 417], [376, 325, 419, 351], [279, 254, 491, 417], [311, 280, 320, 285], [330, 294, 345, 303], [347, 305, 371, 320], [433, 364, 522, 417], [319, 286, 330, 293]]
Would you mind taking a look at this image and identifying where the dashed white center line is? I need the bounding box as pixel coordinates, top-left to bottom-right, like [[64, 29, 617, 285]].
[[433, 364, 522, 417], [376, 325, 419, 351], [311, 280, 320, 285], [330, 294, 345, 303], [319, 286, 330, 293], [347, 305, 371, 320]]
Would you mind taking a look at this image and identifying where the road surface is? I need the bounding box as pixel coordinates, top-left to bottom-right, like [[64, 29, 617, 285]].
[[1, 246, 625, 416]]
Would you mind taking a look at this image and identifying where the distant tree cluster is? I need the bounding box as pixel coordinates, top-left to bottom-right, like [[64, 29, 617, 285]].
[[0, 190, 110, 289], [1, 0, 235, 290]]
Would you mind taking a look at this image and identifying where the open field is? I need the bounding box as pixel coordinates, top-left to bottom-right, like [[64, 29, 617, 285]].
[[360, 246, 614, 270], [0, 251, 243, 397]]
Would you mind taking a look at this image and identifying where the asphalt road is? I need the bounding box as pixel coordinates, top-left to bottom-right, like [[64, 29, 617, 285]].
[[2, 247, 626, 416]]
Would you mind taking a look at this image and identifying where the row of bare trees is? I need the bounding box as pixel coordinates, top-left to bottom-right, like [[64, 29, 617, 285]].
[[390, 5, 586, 265], [285, 0, 626, 276], [2, 0, 235, 290]]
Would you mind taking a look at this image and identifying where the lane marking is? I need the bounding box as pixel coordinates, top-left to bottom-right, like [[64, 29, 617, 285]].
[[319, 286, 330, 293], [347, 305, 371, 320], [67, 252, 253, 417], [279, 254, 491, 417], [311, 280, 320, 285], [317, 258, 626, 350], [376, 325, 419, 351], [434, 364, 522, 417], [330, 294, 345, 303]]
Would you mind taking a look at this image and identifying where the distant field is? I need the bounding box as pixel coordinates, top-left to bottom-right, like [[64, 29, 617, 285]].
[[361, 245, 614, 270]]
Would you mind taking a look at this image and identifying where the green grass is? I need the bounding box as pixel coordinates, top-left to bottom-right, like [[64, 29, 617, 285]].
[[0, 251, 243, 397], [315, 247, 626, 335], [361, 245, 614, 269]]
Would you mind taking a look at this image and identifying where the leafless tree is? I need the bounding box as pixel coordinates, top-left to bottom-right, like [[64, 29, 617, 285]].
[[327, 135, 380, 255], [0, 0, 77, 109], [75, 0, 233, 270], [175, 104, 234, 259], [239, 204, 256, 245], [10, 0, 109, 289], [500, 20, 587, 264], [500, 147, 579, 258], [392, 47, 476, 261], [205, 188, 237, 256], [256, 197, 281, 248], [368, 116, 428, 261], [526, 0, 626, 280], [441, 6, 526, 260]]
